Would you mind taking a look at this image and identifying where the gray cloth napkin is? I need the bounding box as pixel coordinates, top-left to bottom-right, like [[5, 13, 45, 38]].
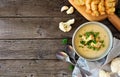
[[72, 38, 120, 77]]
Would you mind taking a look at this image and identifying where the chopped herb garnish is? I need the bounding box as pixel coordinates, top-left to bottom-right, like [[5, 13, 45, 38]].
[[92, 40, 97, 44], [80, 41, 85, 45], [79, 31, 105, 51], [96, 48, 100, 51], [94, 32, 99, 38], [87, 46, 92, 49], [100, 40, 104, 43], [86, 40, 93, 45], [79, 46, 84, 48], [62, 39, 68, 45], [68, 64, 74, 71], [85, 32, 91, 39], [93, 47, 96, 50], [79, 35, 82, 37], [102, 44, 105, 47], [85, 31, 94, 39]]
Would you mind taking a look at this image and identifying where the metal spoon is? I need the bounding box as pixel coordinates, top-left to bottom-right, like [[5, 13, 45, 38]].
[[56, 51, 90, 77], [65, 45, 92, 76], [65, 45, 76, 63], [56, 51, 75, 65]]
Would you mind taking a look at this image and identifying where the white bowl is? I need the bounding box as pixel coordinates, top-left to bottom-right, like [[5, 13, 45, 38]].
[[72, 22, 113, 61]]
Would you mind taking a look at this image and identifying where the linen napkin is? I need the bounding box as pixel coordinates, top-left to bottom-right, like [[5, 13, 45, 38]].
[[72, 38, 120, 77]]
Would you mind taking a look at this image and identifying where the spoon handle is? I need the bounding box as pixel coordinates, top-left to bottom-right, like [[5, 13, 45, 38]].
[[80, 70, 87, 77], [76, 63, 92, 76]]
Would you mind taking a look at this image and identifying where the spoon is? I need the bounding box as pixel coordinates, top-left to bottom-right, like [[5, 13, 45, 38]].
[[65, 45, 92, 76], [65, 45, 76, 63], [56, 51, 75, 65], [56, 51, 91, 77]]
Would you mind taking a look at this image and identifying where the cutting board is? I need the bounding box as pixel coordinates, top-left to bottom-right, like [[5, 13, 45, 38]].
[[69, 0, 107, 21], [69, 0, 120, 31]]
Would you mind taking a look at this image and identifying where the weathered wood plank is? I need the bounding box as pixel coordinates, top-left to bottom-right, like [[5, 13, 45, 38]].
[[0, 0, 79, 17], [0, 18, 118, 39], [0, 39, 66, 59], [0, 60, 72, 77], [0, 36, 120, 60], [0, 0, 119, 18], [0, 18, 85, 39]]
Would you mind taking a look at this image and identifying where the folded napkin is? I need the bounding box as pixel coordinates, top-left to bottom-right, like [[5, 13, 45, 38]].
[[72, 38, 120, 77]]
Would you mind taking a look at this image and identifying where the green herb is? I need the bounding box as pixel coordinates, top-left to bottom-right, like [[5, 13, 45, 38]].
[[92, 40, 97, 44], [68, 64, 74, 71], [85, 32, 91, 39], [79, 46, 84, 48], [102, 44, 105, 47], [80, 41, 85, 45], [79, 35, 82, 37], [85, 31, 94, 39], [92, 47, 100, 51], [79, 31, 105, 51], [94, 32, 99, 38], [62, 39, 68, 45], [87, 46, 92, 49], [96, 48, 100, 51], [100, 40, 104, 43], [86, 40, 93, 45], [93, 47, 96, 50]]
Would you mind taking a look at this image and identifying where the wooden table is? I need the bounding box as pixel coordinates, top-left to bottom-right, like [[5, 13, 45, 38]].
[[0, 0, 119, 77]]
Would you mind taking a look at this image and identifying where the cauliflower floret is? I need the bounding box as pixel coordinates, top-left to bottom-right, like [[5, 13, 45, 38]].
[[82, 35, 94, 42], [91, 42, 102, 48]]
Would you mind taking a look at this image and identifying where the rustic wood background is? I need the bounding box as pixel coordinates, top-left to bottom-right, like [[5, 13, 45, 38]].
[[0, 0, 119, 77]]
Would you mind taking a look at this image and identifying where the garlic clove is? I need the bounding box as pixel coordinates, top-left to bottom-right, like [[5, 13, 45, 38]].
[[61, 6, 69, 12], [66, 6, 74, 14], [66, 18, 75, 25], [59, 22, 72, 32]]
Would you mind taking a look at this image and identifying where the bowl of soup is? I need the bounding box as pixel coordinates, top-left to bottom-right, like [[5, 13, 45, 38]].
[[72, 22, 113, 61]]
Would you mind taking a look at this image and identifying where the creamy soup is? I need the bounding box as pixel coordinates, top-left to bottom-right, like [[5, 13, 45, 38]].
[[74, 24, 109, 59]]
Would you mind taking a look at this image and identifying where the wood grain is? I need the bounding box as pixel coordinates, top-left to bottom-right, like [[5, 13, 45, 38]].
[[0, 18, 85, 39], [0, 0, 119, 77], [0, 39, 67, 59], [0, 0, 77, 17], [0, 60, 72, 77], [0, 18, 118, 39]]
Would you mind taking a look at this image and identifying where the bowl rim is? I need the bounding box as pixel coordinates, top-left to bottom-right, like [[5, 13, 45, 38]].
[[72, 21, 113, 61]]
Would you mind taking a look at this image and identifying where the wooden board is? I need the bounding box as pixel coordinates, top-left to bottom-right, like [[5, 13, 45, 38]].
[[0, 60, 71, 77], [0, 0, 76, 17], [0, 0, 118, 77], [0, 18, 80, 39], [69, 0, 107, 21], [0, 18, 118, 39], [0, 39, 66, 59]]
